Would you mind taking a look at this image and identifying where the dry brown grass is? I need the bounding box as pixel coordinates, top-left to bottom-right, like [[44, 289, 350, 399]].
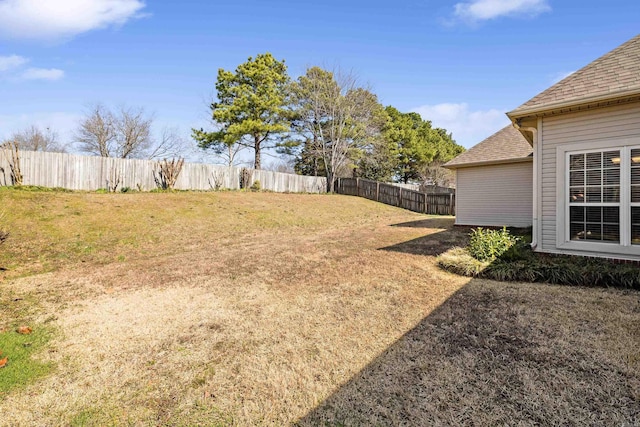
[[300, 280, 640, 426], [0, 190, 638, 426]]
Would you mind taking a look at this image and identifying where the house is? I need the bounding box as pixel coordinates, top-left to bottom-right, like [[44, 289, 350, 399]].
[[444, 125, 533, 228], [447, 33, 640, 260]]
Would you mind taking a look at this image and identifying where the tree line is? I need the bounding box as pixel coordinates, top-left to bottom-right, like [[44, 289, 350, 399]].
[[192, 53, 464, 191], [3, 52, 464, 192]]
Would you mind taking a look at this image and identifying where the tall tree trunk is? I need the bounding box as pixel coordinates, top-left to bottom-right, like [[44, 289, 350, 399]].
[[326, 170, 335, 193], [313, 134, 319, 176], [254, 134, 261, 169]]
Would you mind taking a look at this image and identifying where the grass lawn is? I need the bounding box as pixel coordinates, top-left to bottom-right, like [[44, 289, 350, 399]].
[[0, 189, 638, 425]]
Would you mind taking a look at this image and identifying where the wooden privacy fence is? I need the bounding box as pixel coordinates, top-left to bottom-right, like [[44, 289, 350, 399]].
[[336, 178, 455, 215], [0, 149, 327, 193]]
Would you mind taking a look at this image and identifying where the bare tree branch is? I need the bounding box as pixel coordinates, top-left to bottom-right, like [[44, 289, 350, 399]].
[[77, 104, 192, 160], [290, 67, 383, 192], [5, 125, 66, 153], [116, 106, 153, 159], [75, 104, 116, 157], [154, 158, 185, 190], [147, 127, 191, 160]]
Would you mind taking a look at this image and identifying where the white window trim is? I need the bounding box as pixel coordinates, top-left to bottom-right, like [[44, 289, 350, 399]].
[[556, 137, 640, 256]]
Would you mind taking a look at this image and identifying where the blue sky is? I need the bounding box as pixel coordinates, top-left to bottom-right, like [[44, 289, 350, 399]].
[[0, 0, 638, 160]]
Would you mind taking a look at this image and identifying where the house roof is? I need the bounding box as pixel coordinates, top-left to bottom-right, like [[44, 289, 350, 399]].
[[444, 125, 532, 169], [508, 33, 640, 118]]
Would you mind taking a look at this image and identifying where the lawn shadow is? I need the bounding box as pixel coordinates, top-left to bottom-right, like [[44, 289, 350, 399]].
[[296, 279, 640, 426], [382, 217, 472, 257]]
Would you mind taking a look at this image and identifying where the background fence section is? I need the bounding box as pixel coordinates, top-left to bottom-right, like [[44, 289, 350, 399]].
[[248, 169, 326, 193], [357, 179, 378, 201], [337, 178, 455, 215], [0, 150, 326, 193]]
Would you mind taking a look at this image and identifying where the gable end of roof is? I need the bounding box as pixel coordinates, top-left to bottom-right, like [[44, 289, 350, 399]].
[[444, 125, 533, 169]]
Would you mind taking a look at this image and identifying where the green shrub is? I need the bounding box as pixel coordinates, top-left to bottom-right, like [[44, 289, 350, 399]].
[[250, 180, 261, 191], [484, 258, 543, 283], [437, 247, 489, 277], [497, 239, 532, 262], [468, 227, 519, 261], [438, 244, 640, 290]]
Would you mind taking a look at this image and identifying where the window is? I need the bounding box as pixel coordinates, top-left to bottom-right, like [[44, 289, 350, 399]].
[[560, 142, 640, 255], [631, 148, 640, 245], [568, 150, 620, 242]]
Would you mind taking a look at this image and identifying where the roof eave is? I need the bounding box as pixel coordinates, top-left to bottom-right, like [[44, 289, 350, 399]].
[[444, 156, 533, 170], [507, 88, 640, 120]]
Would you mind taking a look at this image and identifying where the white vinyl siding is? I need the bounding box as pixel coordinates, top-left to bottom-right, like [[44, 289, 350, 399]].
[[456, 161, 533, 227], [540, 102, 640, 257]]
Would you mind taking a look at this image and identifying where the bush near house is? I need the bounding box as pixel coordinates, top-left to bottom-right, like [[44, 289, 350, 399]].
[[468, 227, 518, 261], [438, 228, 640, 289]]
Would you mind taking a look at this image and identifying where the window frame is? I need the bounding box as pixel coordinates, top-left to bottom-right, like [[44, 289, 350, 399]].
[[630, 148, 640, 245], [556, 137, 640, 256], [567, 149, 621, 243]]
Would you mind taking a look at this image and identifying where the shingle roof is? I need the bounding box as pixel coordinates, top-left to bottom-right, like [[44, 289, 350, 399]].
[[509, 34, 640, 117], [444, 125, 532, 169]]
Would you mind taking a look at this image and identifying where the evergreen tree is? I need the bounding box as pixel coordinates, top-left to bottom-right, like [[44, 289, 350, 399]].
[[193, 53, 290, 169]]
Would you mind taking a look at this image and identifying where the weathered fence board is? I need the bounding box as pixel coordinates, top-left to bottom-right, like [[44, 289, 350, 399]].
[[399, 188, 424, 212], [378, 182, 402, 206], [338, 178, 358, 196], [425, 193, 455, 215], [336, 177, 455, 215], [0, 149, 326, 193], [357, 179, 378, 201]]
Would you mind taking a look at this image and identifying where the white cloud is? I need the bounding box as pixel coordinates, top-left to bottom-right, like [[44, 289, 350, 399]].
[[0, 0, 146, 40], [0, 55, 64, 81], [453, 0, 550, 22], [411, 103, 510, 148], [20, 67, 65, 81], [0, 54, 28, 71]]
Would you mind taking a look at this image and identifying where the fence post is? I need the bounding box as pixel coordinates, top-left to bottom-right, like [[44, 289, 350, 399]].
[[449, 193, 454, 215], [398, 187, 403, 207], [376, 182, 380, 202], [423, 193, 427, 214], [355, 177, 360, 196]]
